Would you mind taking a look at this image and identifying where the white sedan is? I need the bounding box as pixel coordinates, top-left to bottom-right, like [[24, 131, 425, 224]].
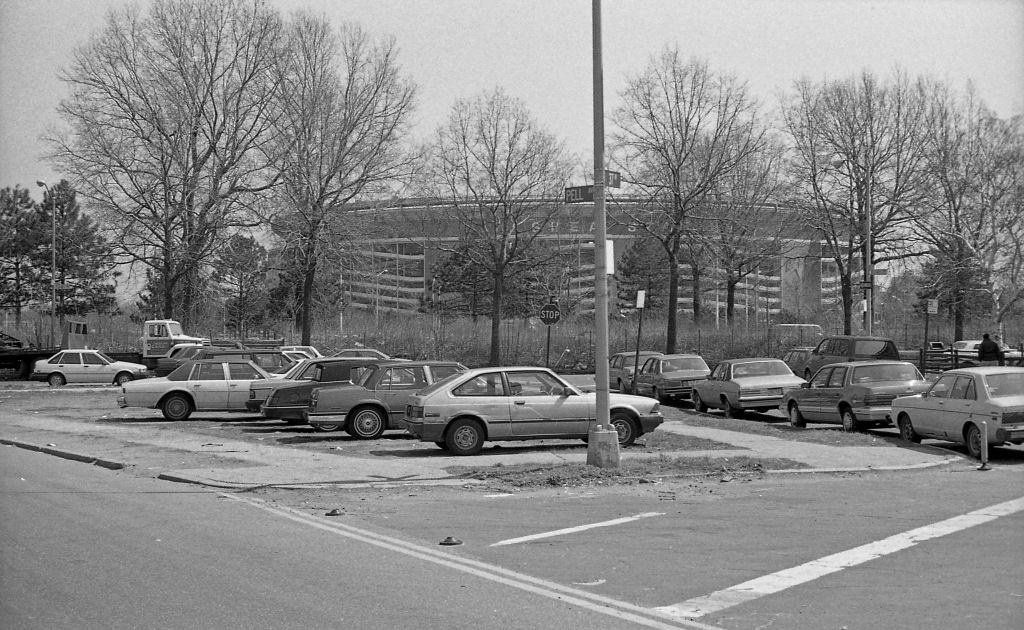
[[692, 358, 805, 417], [32, 349, 149, 387], [117, 359, 272, 421], [891, 366, 1024, 458]]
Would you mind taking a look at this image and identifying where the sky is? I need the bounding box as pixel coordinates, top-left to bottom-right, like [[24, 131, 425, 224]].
[[1, 0, 1022, 196]]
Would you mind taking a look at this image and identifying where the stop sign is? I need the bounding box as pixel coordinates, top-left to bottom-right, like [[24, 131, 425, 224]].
[[539, 303, 561, 325]]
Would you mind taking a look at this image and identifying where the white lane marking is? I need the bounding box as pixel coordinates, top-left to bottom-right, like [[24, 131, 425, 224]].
[[491, 512, 665, 547], [222, 494, 717, 630], [656, 495, 1024, 619]]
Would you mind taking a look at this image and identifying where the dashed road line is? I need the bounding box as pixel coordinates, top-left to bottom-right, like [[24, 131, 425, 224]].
[[491, 512, 665, 547], [655, 495, 1024, 620]]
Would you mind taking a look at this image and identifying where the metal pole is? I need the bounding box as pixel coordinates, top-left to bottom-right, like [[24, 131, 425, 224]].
[[586, 0, 619, 468], [864, 161, 873, 335], [37, 181, 56, 347], [978, 421, 990, 471]]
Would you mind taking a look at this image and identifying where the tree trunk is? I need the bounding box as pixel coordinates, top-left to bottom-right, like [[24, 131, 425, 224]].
[[726, 279, 737, 323], [690, 262, 703, 326], [300, 251, 317, 346], [665, 253, 679, 353], [841, 276, 853, 334], [489, 270, 504, 366]]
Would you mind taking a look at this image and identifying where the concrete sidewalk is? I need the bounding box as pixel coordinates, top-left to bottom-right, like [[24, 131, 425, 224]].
[[1, 408, 963, 489]]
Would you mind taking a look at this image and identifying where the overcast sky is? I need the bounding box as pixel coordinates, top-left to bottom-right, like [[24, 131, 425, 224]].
[[2, 0, 1021, 195]]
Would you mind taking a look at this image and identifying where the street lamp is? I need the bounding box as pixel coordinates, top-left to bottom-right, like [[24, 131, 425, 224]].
[[36, 180, 56, 347]]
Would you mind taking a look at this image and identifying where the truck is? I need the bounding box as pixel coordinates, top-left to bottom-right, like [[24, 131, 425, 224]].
[[0, 319, 209, 378]]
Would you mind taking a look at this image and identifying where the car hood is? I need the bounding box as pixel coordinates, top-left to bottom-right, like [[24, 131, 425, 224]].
[[661, 369, 711, 380], [853, 380, 931, 395]]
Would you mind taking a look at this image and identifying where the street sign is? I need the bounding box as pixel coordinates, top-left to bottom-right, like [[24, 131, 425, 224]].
[[564, 185, 593, 203], [636, 290, 646, 309], [539, 302, 561, 325], [605, 170, 621, 188], [927, 299, 939, 315]]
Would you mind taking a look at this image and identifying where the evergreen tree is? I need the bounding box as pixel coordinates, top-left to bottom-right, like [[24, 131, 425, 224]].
[[0, 186, 47, 324], [212, 234, 270, 338]]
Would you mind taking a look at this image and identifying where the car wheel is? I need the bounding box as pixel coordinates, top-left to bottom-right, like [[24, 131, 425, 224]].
[[964, 423, 983, 459], [724, 399, 744, 419], [841, 408, 859, 432], [314, 422, 343, 432], [445, 418, 484, 456], [788, 402, 806, 428], [692, 390, 708, 413], [897, 413, 921, 443], [161, 393, 193, 421], [349, 406, 386, 440], [114, 372, 133, 386], [47, 373, 66, 387], [610, 412, 639, 446], [434, 441, 448, 450]]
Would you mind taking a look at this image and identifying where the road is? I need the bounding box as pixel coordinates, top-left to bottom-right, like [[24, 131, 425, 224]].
[[1, 446, 694, 630]]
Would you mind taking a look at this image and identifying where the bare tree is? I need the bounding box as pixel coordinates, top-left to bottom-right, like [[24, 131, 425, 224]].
[[610, 49, 765, 352], [49, 0, 284, 328], [268, 14, 417, 343], [430, 88, 573, 366], [780, 69, 930, 334], [916, 83, 1024, 339]]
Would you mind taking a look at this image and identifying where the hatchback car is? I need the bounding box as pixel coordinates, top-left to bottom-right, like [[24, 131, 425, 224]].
[[632, 354, 710, 403], [692, 358, 805, 417], [32, 349, 150, 387], [891, 366, 1024, 458], [305, 361, 467, 437], [403, 366, 664, 455], [247, 357, 377, 415], [117, 359, 272, 421], [609, 350, 662, 392], [801, 335, 900, 379], [781, 361, 929, 431]]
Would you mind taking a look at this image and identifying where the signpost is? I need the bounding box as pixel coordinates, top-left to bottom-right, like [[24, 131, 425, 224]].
[[540, 302, 560, 367], [630, 290, 646, 394], [564, 171, 622, 204]]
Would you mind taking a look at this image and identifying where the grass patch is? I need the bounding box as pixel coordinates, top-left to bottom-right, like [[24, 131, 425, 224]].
[[672, 409, 899, 447], [448, 454, 806, 489]]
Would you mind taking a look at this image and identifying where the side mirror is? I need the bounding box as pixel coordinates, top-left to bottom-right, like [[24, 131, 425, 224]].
[[801, 382, 811, 389]]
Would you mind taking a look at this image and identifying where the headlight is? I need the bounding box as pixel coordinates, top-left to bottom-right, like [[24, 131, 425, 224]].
[[651, 403, 660, 413]]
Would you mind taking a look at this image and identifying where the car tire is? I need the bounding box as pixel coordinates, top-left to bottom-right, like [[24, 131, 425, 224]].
[[47, 373, 66, 387], [114, 372, 133, 386], [692, 390, 708, 413], [610, 412, 640, 446], [161, 393, 193, 421], [841, 408, 859, 432], [964, 423, 983, 459], [724, 399, 744, 419], [445, 418, 485, 456], [787, 402, 806, 428], [434, 440, 448, 450], [349, 406, 387, 440], [897, 413, 921, 443]]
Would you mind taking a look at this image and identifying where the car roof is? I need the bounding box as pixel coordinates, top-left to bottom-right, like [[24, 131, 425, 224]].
[[823, 335, 893, 341], [820, 360, 915, 368], [943, 366, 1024, 375], [657, 353, 704, 359], [365, 360, 464, 368], [721, 357, 785, 364]]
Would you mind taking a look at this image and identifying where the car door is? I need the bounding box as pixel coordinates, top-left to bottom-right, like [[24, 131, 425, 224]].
[[700, 363, 728, 408], [54, 351, 84, 382], [190, 362, 231, 410], [801, 367, 833, 420], [820, 366, 848, 422], [227, 362, 265, 410], [917, 374, 958, 438], [372, 366, 424, 424], [937, 375, 977, 439], [507, 370, 591, 437], [80, 352, 110, 383], [634, 358, 657, 396]]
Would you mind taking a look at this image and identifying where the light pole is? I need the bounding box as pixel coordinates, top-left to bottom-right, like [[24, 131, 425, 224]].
[[36, 180, 56, 347]]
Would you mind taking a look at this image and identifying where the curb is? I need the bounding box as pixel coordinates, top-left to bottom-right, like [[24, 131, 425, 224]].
[[1, 438, 126, 470]]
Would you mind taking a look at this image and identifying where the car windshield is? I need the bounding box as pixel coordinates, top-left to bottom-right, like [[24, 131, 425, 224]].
[[856, 340, 891, 356], [733, 361, 792, 378], [97, 352, 115, 363], [852, 364, 921, 383], [418, 372, 465, 396], [984, 372, 1024, 398], [664, 357, 708, 371]]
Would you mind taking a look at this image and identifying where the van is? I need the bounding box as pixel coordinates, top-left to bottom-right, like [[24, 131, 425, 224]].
[[801, 335, 899, 379]]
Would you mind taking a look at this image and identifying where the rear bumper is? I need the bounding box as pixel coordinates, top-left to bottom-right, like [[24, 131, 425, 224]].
[[403, 418, 445, 442], [305, 412, 348, 428], [851, 406, 894, 423], [245, 400, 263, 413], [996, 426, 1024, 443], [263, 405, 306, 421]]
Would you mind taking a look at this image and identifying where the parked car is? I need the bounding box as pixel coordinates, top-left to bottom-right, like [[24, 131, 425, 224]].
[[155, 347, 294, 377], [692, 358, 805, 417], [246, 357, 377, 413], [258, 357, 386, 423], [632, 354, 710, 403], [32, 349, 150, 387], [951, 340, 1022, 366], [781, 361, 929, 431], [609, 350, 662, 392], [305, 360, 467, 437], [117, 359, 273, 421], [801, 335, 900, 379], [781, 347, 814, 374], [280, 345, 323, 358], [891, 366, 1024, 458], [403, 366, 664, 455], [332, 347, 391, 360]]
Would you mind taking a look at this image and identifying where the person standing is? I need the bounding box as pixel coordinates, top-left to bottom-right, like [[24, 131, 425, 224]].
[[978, 333, 1003, 366]]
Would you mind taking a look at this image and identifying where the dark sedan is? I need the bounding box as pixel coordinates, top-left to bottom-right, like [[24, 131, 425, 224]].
[[781, 360, 929, 432], [305, 360, 467, 438], [256, 358, 379, 421]]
